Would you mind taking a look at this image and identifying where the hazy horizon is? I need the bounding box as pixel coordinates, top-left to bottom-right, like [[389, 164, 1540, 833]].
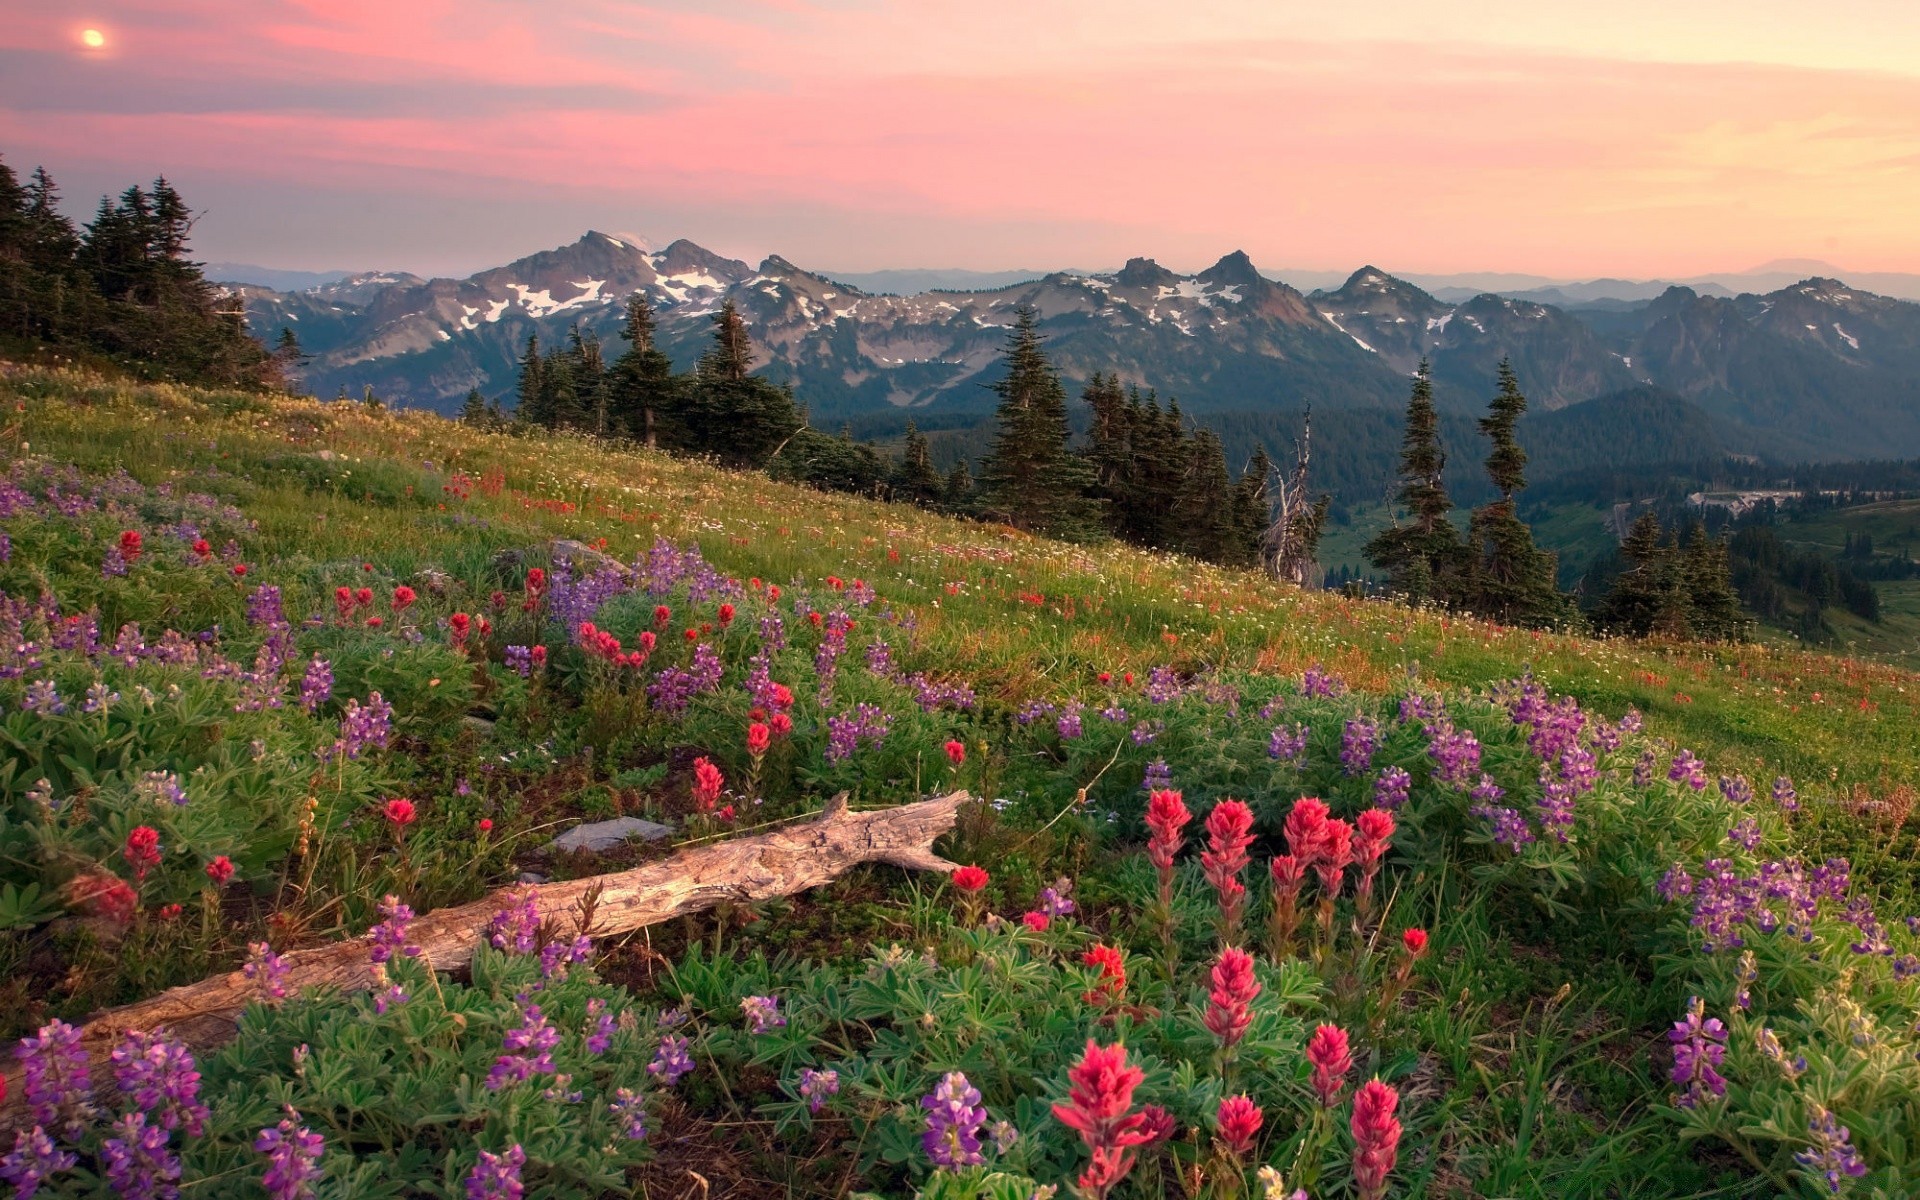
[[10, 2, 1920, 279]]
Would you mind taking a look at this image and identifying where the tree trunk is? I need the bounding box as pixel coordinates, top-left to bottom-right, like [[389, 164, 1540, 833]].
[[8, 791, 966, 1112]]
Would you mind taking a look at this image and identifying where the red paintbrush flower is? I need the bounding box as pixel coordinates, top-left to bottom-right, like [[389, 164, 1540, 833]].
[[1204, 946, 1260, 1048], [1306, 1023, 1353, 1107], [1051, 1040, 1154, 1200], [1351, 1079, 1402, 1200], [950, 864, 989, 892], [1215, 1094, 1264, 1157]]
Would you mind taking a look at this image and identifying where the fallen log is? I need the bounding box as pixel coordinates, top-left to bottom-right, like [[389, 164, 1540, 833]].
[[12, 790, 965, 1111]]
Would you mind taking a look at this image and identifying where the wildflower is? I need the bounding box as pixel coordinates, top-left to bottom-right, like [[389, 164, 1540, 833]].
[[1145, 787, 1190, 883], [798, 1067, 840, 1114], [1200, 799, 1255, 935], [464, 1144, 526, 1200], [245, 943, 292, 1005], [746, 722, 771, 757], [1669, 996, 1729, 1108], [608, 1088, 648, 1141], [120, 530, 144, 561], [0, 1126, 77, 1197], [1351, 1079, 1403, 1200], [191, 538, 211, 559], [1353, 807, 1395, 903], [1755, 1027, 1805, 1080], [1023, 911, 1051, 932], [101, 1110, 181, 1200], [255, 1111, 326, 1200], [1267, 853, 1307, 956], [18, 1018, 94, 1138], [449, 612, 471, 644], [232, 563, 248, 577], [1669, 750, 1708, 791], [1215, 1094, 1264, 1157], [298, 656, 332, 712], [770, 711, 793, 737], [1051, 1041, 1153, 1200], [1255, 1166, 1309, 1200], [330, 692, 393, 760], [382, 798, 417, 830], [1341, 717, 1379, 776], [1402, 927, 1429, 956], [654, 605, 672, 628], [944, 738, 966, 766], [124, 825, 163, 881], [391, 585, 416, 612], [1306, 1024, 1353, 1106], [1793, 1105, 1868, 1194], [1268, 723, 1309, 762], [1039, 878, 1076, 918], [951, 865, 989, 892], [1081, 944, 1127, 1005], [368, 895, 418, 964], [488, 887, 541, 955], [1728, 817, 1762, 852], [1316, 818, 1354, 899], [1204, 947, 1260, 1049], [21, 679, 64, 714], [1282, 796, 1331, 861], [741, 995, 786, 1034], [921, 1071, 989, 1170], [67, 871, 137, 923], [485, 1001, 561, 1090], [1773, 776, 1800, 812], [691, 757, 724, 812], [110, 1029, 208, 1135], [477, 818, 493, 833], [1374, 766, 1411, 810], [648, 1034, 694, 1084]]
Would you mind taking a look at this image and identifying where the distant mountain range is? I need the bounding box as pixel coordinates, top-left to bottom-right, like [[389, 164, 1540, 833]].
[[227, 234, 1920, 467]]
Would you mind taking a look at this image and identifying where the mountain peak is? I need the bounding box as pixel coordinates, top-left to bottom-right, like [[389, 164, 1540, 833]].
[[1115, 257, 1179, 288], [1198, 250, 1263, 288], [656, 238, 751, 279], [588, 230, 651, 253]]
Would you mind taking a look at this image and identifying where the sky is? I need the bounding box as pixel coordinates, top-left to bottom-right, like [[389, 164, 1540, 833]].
[[6, 1, 1920, 280]]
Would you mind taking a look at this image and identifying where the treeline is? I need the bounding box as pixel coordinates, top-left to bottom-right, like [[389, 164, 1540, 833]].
[[1360, 362, 1753, 639], [505, 302, 1294, 569], [0, 154, 278, 387]]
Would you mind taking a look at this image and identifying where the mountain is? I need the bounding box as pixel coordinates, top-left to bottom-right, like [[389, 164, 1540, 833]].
[[237, 233, 1920, 465], [207, 263, 354, 292], [813, 267, 1096, 295]]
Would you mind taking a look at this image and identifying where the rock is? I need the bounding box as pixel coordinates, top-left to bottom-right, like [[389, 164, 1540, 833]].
[[549, 817, 674, 855], [462, 714, 496, 735], [416, 567, 453, 595], [517, 871, 549, 885]]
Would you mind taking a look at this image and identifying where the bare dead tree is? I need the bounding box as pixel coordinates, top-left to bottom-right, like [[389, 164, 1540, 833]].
[[1262, 408, 1331, 587]]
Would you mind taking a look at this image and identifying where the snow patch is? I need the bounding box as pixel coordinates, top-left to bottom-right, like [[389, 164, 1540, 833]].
[[1425, 312, 1454, 332], [1323, 313, 1376, 353], [435, 329, 450, 342], [1834, 322, 1860, 350], [483, 299, 509, 324]]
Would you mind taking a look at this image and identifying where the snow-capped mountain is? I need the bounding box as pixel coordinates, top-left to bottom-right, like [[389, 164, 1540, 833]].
[[230, 234, 1920, 460]]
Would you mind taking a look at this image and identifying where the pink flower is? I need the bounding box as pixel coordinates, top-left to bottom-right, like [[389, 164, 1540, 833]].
[[1354, 807, 1395, 900], [1052, 1041, 1154, 1200], [1402, 928, 1429, 957], [1081, 944, 1127, 1004], [123, 826, 162, 880], [1283, 796, 1331, 861], [448, 612, 471, 644], [205, 856, 235, 886], [391, 585, 417, 612], [1215, 1094, 1264, 1157], [383, 798, 417, 828], [1315, 818, 1354, 897], [118, 530, 143, 561], [770, 712, 793, 737], [1021, 911, 1050, 932], [1306, 1023, 1353, 1107], [746, 722, 771, 757], [718, 603, 735, 626], [691, 757, 724, 812], [1144, 788, 1190, 876], [1200, 800, 1255, 927], [943, 739, 966, 766], [1204, 947, 1260, 1048], [1351, 1079, 1402, 1200], [951, 865, 989, 892], [653, 605, 672, 628]]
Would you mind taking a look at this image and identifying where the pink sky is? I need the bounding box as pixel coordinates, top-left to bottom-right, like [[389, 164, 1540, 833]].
[[7, 1, 1920, 278]]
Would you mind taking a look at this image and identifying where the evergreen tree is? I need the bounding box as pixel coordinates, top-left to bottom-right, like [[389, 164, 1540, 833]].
[[540, 346, 584, 429], [514, 333, 549, 426], [978, 307, 1099, 538], [1365, 361, 1462, 603], [1595, 512, 1680, 636], [677, 300, 801, 466], [1682, 521, 1750, 642], [272, 327, 309, 392], [943, 459, 975, 513], [1082, 373, 1134, 534], [1462, 360, 1573, 628], [891, 419, 944, 507], [459, 388, 490, 426], [606, 292, 676, 446], [1226, 448, 1272, 568], [1173, 428, 1234, 562], [698, 298, 754, 382], [566, 323, 606, 434]]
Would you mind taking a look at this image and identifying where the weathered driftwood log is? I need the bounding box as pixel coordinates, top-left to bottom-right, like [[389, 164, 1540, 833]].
[[17, 790, 965, 1108]]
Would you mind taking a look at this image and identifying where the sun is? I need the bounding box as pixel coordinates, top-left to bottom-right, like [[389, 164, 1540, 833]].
[[80, 28, 106, 49]]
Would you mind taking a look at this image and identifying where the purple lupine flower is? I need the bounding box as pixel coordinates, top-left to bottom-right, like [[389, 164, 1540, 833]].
[[1720, 775, 1754, 806], [1340, 717, 1378, 777], [1142, 759, 1174, 793], [110, 1030, 209, 1136], [823, 703, 890, 763], [1142, 666, 1185, 704], [1557, 743, 1599, 794], [1129, 719, 1160, 746], [1426, 725, 1481, 788], [82, 681, 118, 713], [648, 1034, 694, 1084], [488, 886, 541, 955], [1772, 776, 1799, 812], [1755, 1026, 1805, 1079], [368, 895, 419, 965], [329, 692, 392, 760], [1633, 749, 1656, 789], [538, 934, 593, 979], [1055, 707, 1083, 740], [1656, 864, 1695, 903], [1398, 692, 1443, 724], [485, 1001, 561, 1091], [609, 1088, 648, 1140], [920, 1071, 988, 1170], [0, 1126, 76, 1198], [1301, 665, 1346, 699], [246, 585, 288, 630], [21, 679, 64, 715], [1535, 764, 1577, 842], [102, 547, 129, 578], [798, 1067, 840, 1114], [137, 770, 188, 807], [1098, 703, 1128, 724], [1735, 951, 1757, 1011], [1668, 996, 1728, 1108], [1470, 774, 1505, 804], [502, 645, 535, 677], [1473, 803, 1535, 852], [18, 1018, 95, 1138], [584, 999, 616, 1055], [464, 1144, 526, 1200], [255, 1112, 326, 1200], [1015, 701, 1056, 726], [758, 611, 786, 653], [990, 1120, 1020, 1154], [865, 640, 893, 676], [1038, 878, 1075, 918], [741, 995, 786, 1034], [0, 533, 9, 565], [1794, 1106, 1869, 1193], [1268, 724, 1308, 763], [101, 1111, 181, 1200], [1728, 818, 1762, 853], [1669, 750, 1708, 791], [244, 942, 292, 1005], [1374, 766, 1412, 810], [656, 1007, 688, 1030], [373, 984, 408, 1014]]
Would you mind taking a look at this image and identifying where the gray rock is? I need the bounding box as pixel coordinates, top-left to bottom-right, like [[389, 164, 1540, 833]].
[[516, 871, 549, 885], [549, 817, 673, 854]]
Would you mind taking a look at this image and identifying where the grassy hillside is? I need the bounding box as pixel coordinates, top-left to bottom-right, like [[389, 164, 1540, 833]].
[[1, 364, 1916, 1198]]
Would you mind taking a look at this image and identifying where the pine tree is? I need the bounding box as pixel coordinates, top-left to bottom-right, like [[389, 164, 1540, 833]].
[[698, 298, 754, 382], [460, 388, 490, 426], [514, 333, 549, 426], [978, 307, 1099, 538], [1082, 373, 1134, 535], [540, 346, 583, 429], [1174, 428, 1234, 562], [1595, 511, 1677, 636], [678, 300, 801, 466], [1365, 362, 1462, 603], [891, 419, 944, 507], [566, 323, 606, 434], [1462, 360, 1573, 628], [1682, 521, 1750, 642], [1226, 448, 1272, 568], [943, 459, 975, 513], [272, 327, 309, 392], [606, 292, 676, 446]]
